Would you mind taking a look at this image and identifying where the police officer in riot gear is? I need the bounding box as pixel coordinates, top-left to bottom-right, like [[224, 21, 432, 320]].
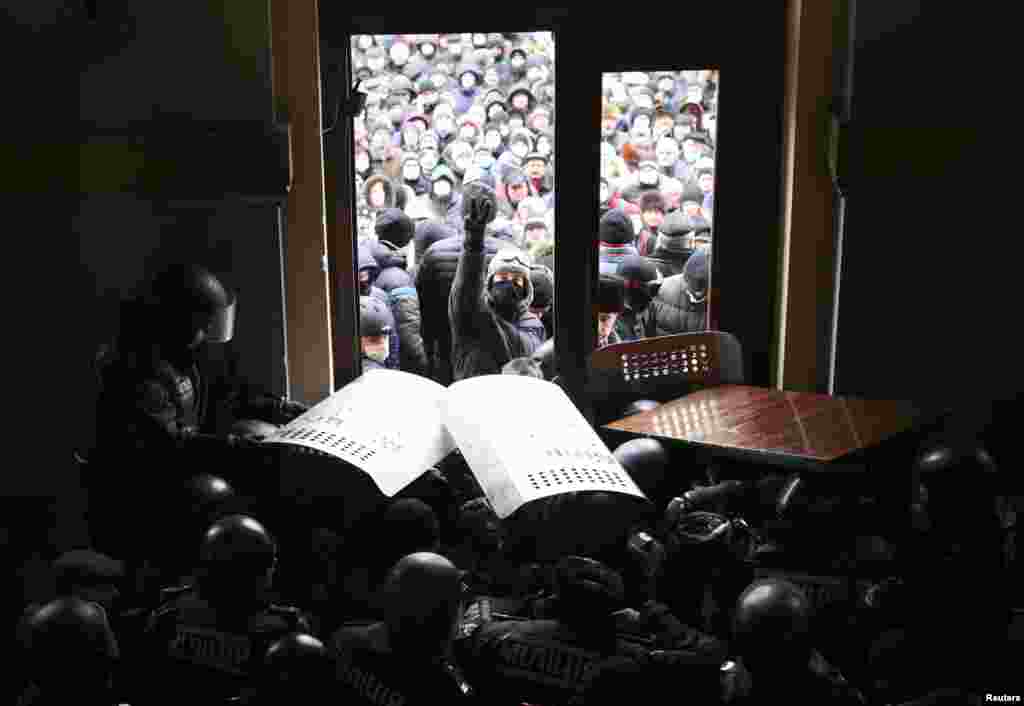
[[134, 515, 311, 705], [240, 633, 332, 705], [332, 552, 474, 705], [91, 264, 306, 578], [18, 597, 121, 706], [723, 578, 864, 704]]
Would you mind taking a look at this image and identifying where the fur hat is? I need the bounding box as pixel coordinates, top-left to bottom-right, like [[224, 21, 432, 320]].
[[600, 209, 635, 245], [486, 249, 535, 309], [639, 191, 667, 214], [364, 174, 397, 208]]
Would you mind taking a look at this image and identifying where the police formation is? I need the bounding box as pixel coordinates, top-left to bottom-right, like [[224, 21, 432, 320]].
[[16, 256, 1018, 704]]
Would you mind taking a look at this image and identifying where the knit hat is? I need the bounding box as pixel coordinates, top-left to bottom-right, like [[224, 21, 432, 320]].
[[523, 151, 548, 166], [598, 273, 626, 314], [507, 85, 537, 113], [618, 254, 660, 284], [486, 249, 535, 309], [518, 196, 548, 227], [600, 209, 635, 245], [375, 208, 415, 248], [360, 296, 394, 336], [639, 191, 667, 214]]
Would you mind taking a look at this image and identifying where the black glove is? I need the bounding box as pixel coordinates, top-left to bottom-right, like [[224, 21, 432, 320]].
[[461, 181, 497, 248], [280, 398, 309, 422]]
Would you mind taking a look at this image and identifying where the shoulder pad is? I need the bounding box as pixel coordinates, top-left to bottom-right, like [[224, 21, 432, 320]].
[[267, 603, 310, 631]]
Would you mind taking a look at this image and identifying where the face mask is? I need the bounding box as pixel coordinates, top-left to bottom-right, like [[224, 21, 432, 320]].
[[455, 157, 471, 172], [358, 36, 373, 51], [537, 141, 551, 157], [436, 120, 453, 137], [511, 57, 525, 69], [459, 127, 475, 141], [403, 165, 421, 181], [658, 151, 678, 167], [612, 88, 628, 104], [490, 280, 524, 319], [434, 181, 452, 199], [461, 75, 476, 90], [477, 153, 495, 169], [528, 68, 542, 83], [674, 126, 691, 141], [640, 170, 658, 186], [486, 133, 501, 149], [390, 44, 410, 65], [600, 185, 609, 203], [421, 43, 435, 57], [355, 156, 369, 173], [389, 106, 404, 124], [485, 71, 500, 87], [500, 124, 511, 138], [364, 346, 389, 363], [509, 118, 524, 131], [369, 59, 387, 72], [684, 148, 701, 163], [421, 154, 438, 171], [512, 143, 528, 158], [473, 33, 487, 47], [659, 79, 675, 93], [403, 130, 420, 148], [635, 96, 653, 110]]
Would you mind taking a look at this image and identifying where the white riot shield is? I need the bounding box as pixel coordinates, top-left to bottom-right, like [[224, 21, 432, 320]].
[[264, 370, 456, 496], [441, 375, 647, 518]]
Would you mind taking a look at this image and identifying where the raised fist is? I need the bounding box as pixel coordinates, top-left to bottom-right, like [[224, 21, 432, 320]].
[[462, 181, 498, 234]]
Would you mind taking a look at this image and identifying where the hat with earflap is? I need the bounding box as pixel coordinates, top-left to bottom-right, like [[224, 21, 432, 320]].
[[486, 248, 535, 311]]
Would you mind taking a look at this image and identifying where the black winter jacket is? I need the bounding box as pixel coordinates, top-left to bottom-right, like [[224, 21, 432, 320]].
[[416, 231, 517, 384], [447, 232, 545, 381], [651, 273, 708, 336], [371, 241, 428, 376]]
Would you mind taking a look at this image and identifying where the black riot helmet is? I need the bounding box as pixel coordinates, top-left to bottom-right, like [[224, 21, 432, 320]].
[[733, 578, 813, 676], [382, 552, 464, 655], [244, 633, 331, 704], [198, 515, 278, 597], [147, 263, 237, 348], [24, 597, 120, 697]]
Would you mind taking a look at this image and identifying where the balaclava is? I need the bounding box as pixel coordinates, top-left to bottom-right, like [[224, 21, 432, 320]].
[[486, 249, 535, 321]]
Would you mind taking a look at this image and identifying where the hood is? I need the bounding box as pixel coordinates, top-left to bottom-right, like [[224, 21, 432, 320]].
[[364, 175, 397, 209], [414, 220, 456, 261], [371, 240, 409, 271]]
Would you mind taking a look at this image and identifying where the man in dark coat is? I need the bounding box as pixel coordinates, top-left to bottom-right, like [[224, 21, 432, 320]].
[[448, 182, 545, 381], [599, 209, 640, 276], [373, 209, 428, 376], [416, 218, 517, 385], [648, 210, 698, 278], [651, 248, 710, 336]]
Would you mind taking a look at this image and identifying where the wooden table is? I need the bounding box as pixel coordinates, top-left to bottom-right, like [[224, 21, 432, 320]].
[[602, 384, 945, 472]]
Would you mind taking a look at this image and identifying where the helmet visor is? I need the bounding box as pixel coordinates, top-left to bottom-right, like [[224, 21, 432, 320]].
[[203, 296, 236, 343]]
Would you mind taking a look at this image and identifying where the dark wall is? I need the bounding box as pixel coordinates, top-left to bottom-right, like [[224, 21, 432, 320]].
[[834, 3, 1015, 446], [4, 3, 285, 559]]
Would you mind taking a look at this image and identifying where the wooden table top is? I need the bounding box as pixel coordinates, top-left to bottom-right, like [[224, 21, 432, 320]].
[[603, 385, 938, 465]]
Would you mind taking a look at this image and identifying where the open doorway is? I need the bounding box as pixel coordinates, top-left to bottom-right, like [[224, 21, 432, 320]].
[[598, 69, 718, 348], [350, 31, 556, 383]]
